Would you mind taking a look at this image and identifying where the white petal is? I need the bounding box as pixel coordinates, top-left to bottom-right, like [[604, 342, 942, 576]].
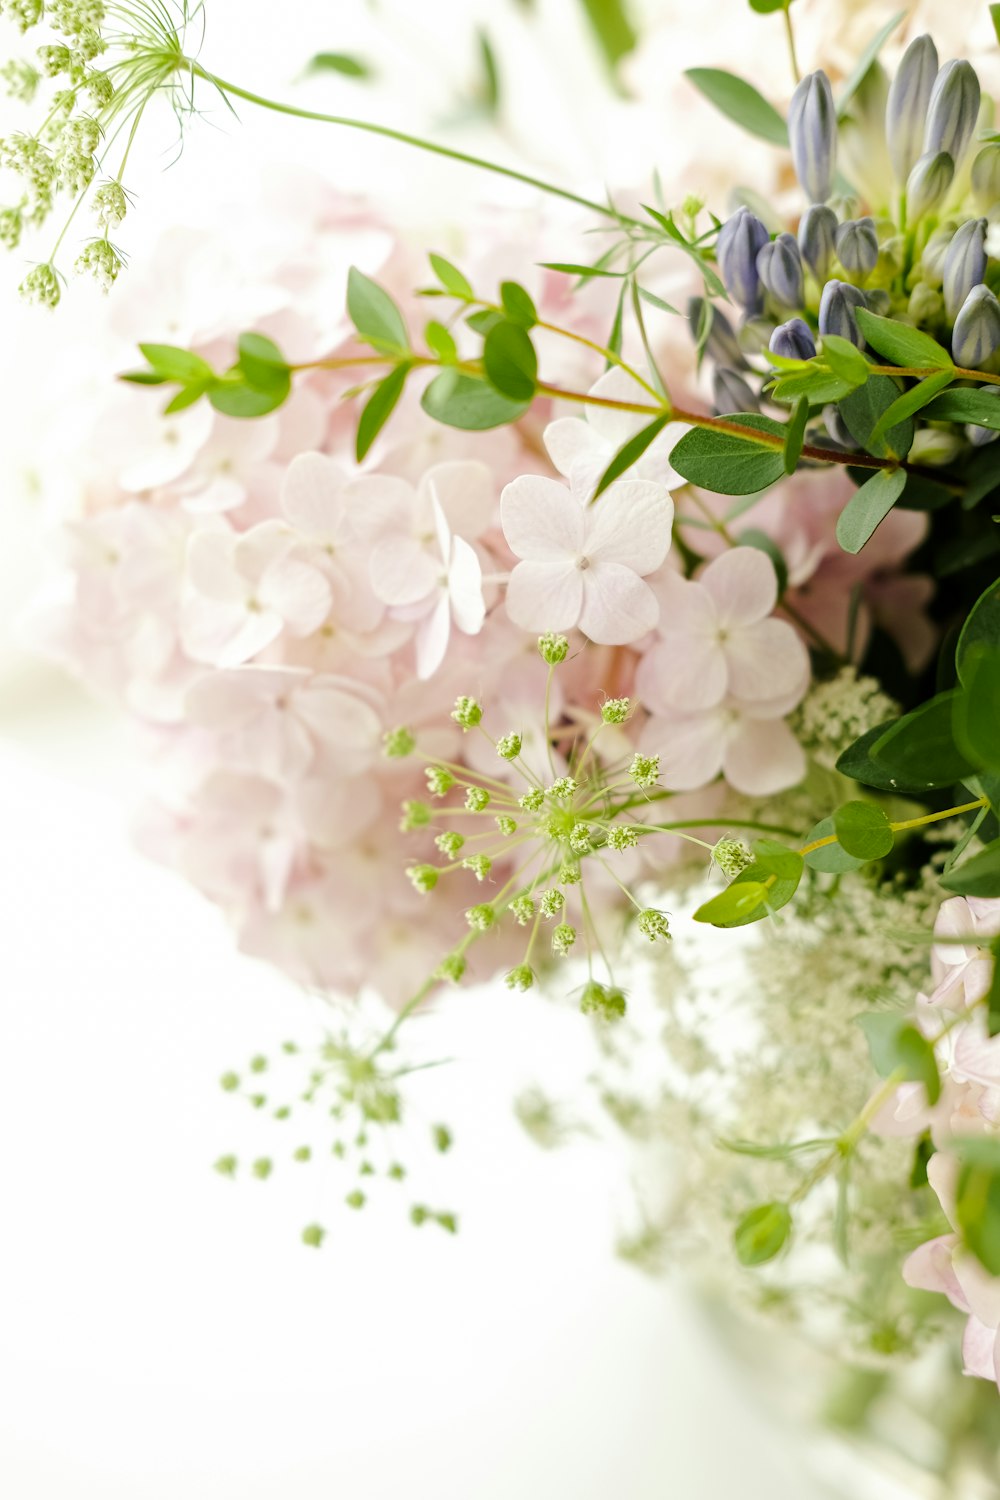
[[700, 546, 777, 627], [723, 617, 810, 703], [281, 451, 350, 540], [500, 475, 585, 561], [583, 366, 660, 447], [585, 480, 674, 573], [722, 714, 805, 796], [962, 1318, 1000, 1382], [182, 599, 282, 667], [260, 559, 331, 636], [185, 665, 305, 730], [542, 417, 607, 481], [233, 520, 294, 584], [644, 710, 725, 791], [369, 536, 441, 606], [578, 562, 659, 645], [422, 460, 495, 538], [186, 530, 242, 602], [635, 633, 727, 714], [505, 559, 583, 632], [448, 536, 486, 636], [416, 593, 452, 679]]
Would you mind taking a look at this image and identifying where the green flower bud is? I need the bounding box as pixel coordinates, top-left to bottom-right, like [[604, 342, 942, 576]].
[[465, 903, 495, 931], [496, 732, 522, 760], [712, 837, 753, 876], [519, 788, 544, 812], [406, 864, 439, 893], [301, 1223, 326, 1247], [462, 854, 492, 881], [905, 150, 954, 223], [451, 695, 483, 730], [606, 826, 639, 852], [971, 144, 1000, 212], [505, 964, 535, 991], [510, 895, 536, 925], [629, 752, 659, 789], [425, 766, 455, 797], [383, 725, 416, 757], [435, 831, 465, 857], [551, 923, 576, 956], [637, 909, 671, 942], [538, 633, 569, 664], [495, 815, 517, 836], [601, 697, 631, 724], [400, 799, 431, 830], [465, 786, 490, 812], [580, 981, 627, 1021]]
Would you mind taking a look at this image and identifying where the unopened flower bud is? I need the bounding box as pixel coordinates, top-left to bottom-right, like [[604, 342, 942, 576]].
[[496, 732, 521, 760], [580, 980, 627, 1021], [462, 854, 492, 881], [568, 821, 592, 853], [510, 895, 535, 926], [788, 70, 837, 203], [920, 222, 957, 287], [716, 205, 769, 310], [712, 838, 753, 876], [505, 964, 535, 992], [966, 385, 1000, 446], [629, 752, 659, 788], [971, 145, 1000, 212], [907, 428, 963, 466], [465, 786, 490, 811], [924, 59, 981, 173], [638, 909, 671, 942], [435, 831, 464, 858], [712, 366, 759, 414], [688, 297, 747, 368], [301, 1224, 325, 1248], [769, 317, 816, 362], [519, 788, 544, 812], [601, 697, 630, 724], [818, 279, 866, 347], [886, 34, 939, 182], [756, 232, 803, 308], [18, 261, 60, 307], [451, 695, 482, 730], [400, 798, 431, 830], [495, 815, 517, 836], [906, 150, 955, 223], [425, 766, 454, 797], [407, 864, 439, 894], [539, 887, 565, 917], [538, 632, 568, 664], [943, 218, 987, 321], [607, 826, 639, 852], [465, 903, 495, 932], [835, 217, 878, 278], [823, 404, 854, 447], [551, 923, 576, 956], [383, 725, 415, 758], [548, 776, 578, 799], [798, 204, 838, 282], [952, 284, 1000, 370], [435, 952, 467, 983]]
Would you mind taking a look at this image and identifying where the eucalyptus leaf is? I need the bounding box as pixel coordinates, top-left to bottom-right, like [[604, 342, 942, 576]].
[[957, 577, 1000, 684], [941, 838, 1000, 898], [833, 800, 894, 861], [428, 253, 473, 300]]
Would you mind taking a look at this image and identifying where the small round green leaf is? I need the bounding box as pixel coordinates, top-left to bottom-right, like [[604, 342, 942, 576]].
[[500, 280, 538, 328], [483, 320, 538, 401], [734, 1202, 792, 1266], [833, 801, 894, 861]]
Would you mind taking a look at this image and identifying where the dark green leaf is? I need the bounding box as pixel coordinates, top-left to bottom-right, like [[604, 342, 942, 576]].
[[802, 815, 868, 873], [833, 800, 894, 860], [420, 371, 529, 430], [783, 395, 809, 475], [748, 0, 794, 11], [836, 12, 906, 119], [952, 647, 1000, 770], [941, 837, 1000, 898], [237, 332, 291, 398], [578, 0, 637, 69], [347, 266, 409, 354], [835, 719, 909, 791], [819, 334, 870, 388], [871, 692, 976, 790], [839, 373, 913, 460], [867, 369, 955, 452], [137, 343, 214, 383], [306, 51, 373, 79], [356, 363, 410, 461], [957, 577, 1000, 685], [684, 67, 789, 147], [483, 320, 538, 401], [734, 1202, 792, 1266], [835, 466, 907, 554], [428, 253, 474, 300], [669, 413, 786, 496], [854, 307, 953, 371], [910, 1133, 934, 1188], [989, 944, 1000, 1036], [592, 414, 670, 500], [770, 369, 855, 405], [922, 387, 1000, 430], [500, 280, 538, 329]]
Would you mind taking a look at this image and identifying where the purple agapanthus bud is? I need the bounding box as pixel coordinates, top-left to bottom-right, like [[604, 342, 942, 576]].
[[971, 145, 1000, 211], [943, 218, 987, 321], [906, 150, 955, 222], [769, 317, 816, 361], [716, 206, 769, 310], [756, 232, 804, 308], [687, 297, 746, 368], [823, 404, 854, 447], [924, 60, 981, 172], [818, 279, 866, 347], [885, 34, 939, 183], [712, 366, 760, 414], [965, 385, 1000, 446], [798, 204, 838, 282], [952, 284, 1000, 370], [788, 70, 837, 203], [835, 217, 879, 277]]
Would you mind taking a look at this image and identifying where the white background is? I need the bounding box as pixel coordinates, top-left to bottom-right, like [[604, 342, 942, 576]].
[[0, 2, 858, 1494]]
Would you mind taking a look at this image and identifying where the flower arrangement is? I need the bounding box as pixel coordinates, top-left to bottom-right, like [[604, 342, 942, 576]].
[[8, 0, 1000, 1472]]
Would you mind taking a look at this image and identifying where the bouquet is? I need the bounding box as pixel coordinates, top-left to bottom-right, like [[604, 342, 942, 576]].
[[6, 0, 1000, 1482]]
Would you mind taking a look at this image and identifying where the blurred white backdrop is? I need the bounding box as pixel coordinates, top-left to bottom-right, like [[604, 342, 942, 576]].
[[0, 2, 859, 1494]]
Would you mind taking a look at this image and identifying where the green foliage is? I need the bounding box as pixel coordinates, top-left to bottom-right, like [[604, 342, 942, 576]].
[[134, 344, 213, 384], [684, 68, 789, 146], [866, 370, 955, 453], [957, 577, 1000, 682], [476, 29, 501, 116], [857, 1013, 941, 1104], [922, 387, 1000, 430], [868, 693, 975, 790], [941, 838, 1000, 898], [833, 801, 894, 861], [578, 0, 637, 69], [483, 320, 538, 400], [305, 52, 374, 80], [500, 280, 538, 328], [952, 647, 1000, 771], [802, 815, 869, 873], [428, 252, 474, 300], [854, 308, 953, 371], [747, 0, 795, 12], [839, 373, 914, 460], [835, 467, 907, 554], [347, 266, 410, 354], [993, 3, 1000, 47], [835, 12, 906, 118], [953, 1137, 1000, 1275], [734, 1202, 792, 1266], [592, 414, 670, 499], [421, 370, 529, 429], [820, 335, 870, 388], [693, 840, 802, 926], [692, 881, 771, 926], [783, 396, 809, 475], [669, 413, 786, 495], [356, 363, 411, 460], [424, 320, 457, 362]]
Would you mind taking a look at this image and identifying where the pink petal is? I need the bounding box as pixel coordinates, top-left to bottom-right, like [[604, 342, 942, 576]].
[[369, 536, 441, 606], [644, 710, 725, 791], [233, 520, 295, 584], [186, 531, 243, 603], [260, 559, 331, 636], [585, 480, 674, 573], [962, 1316, 1000, 1381], [500, 476, 585, 561], [423, 460, 494, 539], [902, 1235, 967, 1310], [954, 1251, 1000, 1331], [723, 617, 810, 703], [505, 559, 583, 632], [635, 634, 727, 715], [722, 714, 805, 796], [182, 601, 283, 668], [700, 547, 777, 627], [185, 665, 306, 730], [281, 451, 349, 540], [578, 562, 659, 644], [415, 593, 452, 680], [295, 684, 382, 762]]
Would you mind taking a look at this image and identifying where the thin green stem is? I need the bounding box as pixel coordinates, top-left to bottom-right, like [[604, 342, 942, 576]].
[[782, 0, 801, 84]]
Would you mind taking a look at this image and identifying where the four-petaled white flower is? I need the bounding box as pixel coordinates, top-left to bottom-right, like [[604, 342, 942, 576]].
[[542, 367, 689, 500], [500, 474, 674, 645]]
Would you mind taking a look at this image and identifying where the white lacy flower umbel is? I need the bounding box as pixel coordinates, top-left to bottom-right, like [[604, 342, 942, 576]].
[[500, 475, 674, 645]]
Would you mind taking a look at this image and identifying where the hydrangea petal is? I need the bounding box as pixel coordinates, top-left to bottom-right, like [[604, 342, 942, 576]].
[[722, 714, 805, 796], [500, 475, 585, 561], [578, 562, 659, 644], [505, 558, 583, 632], [723, 617, 810, 704], [700, 546, 777, 627], [585, 480, 674, 573]]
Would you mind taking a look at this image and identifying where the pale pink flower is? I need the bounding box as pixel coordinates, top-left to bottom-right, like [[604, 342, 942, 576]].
[[181, 520, 331, 667], [641, 697, 806, 797], [542, 367, 688, 501], [636, 548, 809, 713], [501, 474, 673, 645], [175, 412, 282, 514]]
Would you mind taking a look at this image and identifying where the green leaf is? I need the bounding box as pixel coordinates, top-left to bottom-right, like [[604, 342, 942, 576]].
[[137, 343, 214, 383], [802, 815, 868, 873], [952, 647, 1000, 770], [835, 719, 910, 791], [839, 374, 914, 459], [347, 267, 409, 354], [538, 262, 624, 279], [770, 369, 855, 405], [871, 692, 976, 790], [420, 371, 529, 430], [476, 29, 500, 115], [356, 362, 410, 461], [857, 1013, 941, 1103], [120, 369, 168, 386], [734, 1202, 792, 1266], [992, 2, 1000, 45], [835, 466, 907, 554], [306, 51, 373, 79], [836, 11, 906, 119], [867, 368, 955, 451], [636, 285, 679, 315], [163, 382, 210, 415], [957, 577, 1000, 685], [854, 307, 953, 371], [819, 334, 871, 388], [428, 253, 474, 300], [954, 1137, 1000, 1274], [748, 0, 794, 11], [684, 68, 789, 146], [833, 800, 894, 861], [692, 880, 771, 926], [988, 945, 1000, 1036], [941, 837, 1000, 898], [783, 395, 809, 475], [483, 320, 538, 401], [467, 309, 504, 336], [578, 0, 637, 69], [592, 414, 670, 500], [669, 413, 786, 496], [208, 380, 286, 419], [921, 387, 1000, 430], [695, 840, 803, 927], [237, 332, 291, 399], [499, 280, 538, 329], [424, 320, 457, 362], [720, 1137, 834, 1161]]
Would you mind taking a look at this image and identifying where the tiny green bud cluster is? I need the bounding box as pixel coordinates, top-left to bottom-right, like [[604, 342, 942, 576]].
[[496, 732, 522, 760], [538, 633, 569, 664], [629, 753, 660, 789], [383, 725, 416, 758], [601, 697, 631, 725], [638, 909, 671, 943], [712, 838, 754, 877], [451, 695, 483, 730]]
